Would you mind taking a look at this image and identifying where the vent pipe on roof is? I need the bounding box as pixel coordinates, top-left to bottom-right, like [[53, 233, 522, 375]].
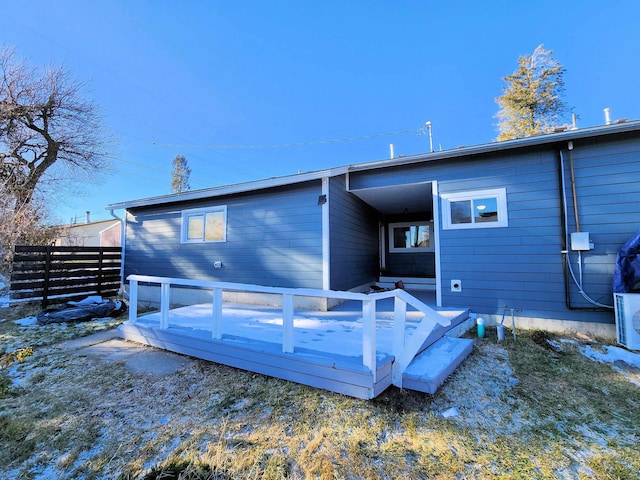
[[604, 107, 611, 125], [389, 143, 395, 159], [85, 211, 91, 224]]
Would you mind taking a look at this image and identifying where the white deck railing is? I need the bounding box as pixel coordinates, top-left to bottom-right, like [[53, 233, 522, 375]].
[[126, 274, 451, 384]]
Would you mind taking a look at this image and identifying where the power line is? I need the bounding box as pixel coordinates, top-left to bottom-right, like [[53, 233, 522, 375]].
[[6, 14, 274, 181], [6, 17, 428, 184], [108, 120, 277, 180], [151, 128, 419, 150]]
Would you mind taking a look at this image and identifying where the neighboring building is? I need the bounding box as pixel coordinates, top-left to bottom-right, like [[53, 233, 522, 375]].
[[107, 121, 640, 336], [56, 217, 121, 247]]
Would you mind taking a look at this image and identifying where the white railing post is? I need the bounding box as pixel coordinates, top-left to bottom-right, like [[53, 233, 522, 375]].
[[128, 279, 138, 323], [392, 295, 407, 356], [212, 288, 223, 339], [362, 298, 377, 381], [392, 294, 408, 386], [282, 294, 294, 353], [160, 281, 170, 329]]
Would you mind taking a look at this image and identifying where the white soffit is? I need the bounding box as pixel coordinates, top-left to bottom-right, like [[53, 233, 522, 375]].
[[349, 182, 432, 215]]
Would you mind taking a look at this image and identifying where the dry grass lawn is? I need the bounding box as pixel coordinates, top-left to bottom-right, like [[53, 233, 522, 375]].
[[1, 301, 639, 479]]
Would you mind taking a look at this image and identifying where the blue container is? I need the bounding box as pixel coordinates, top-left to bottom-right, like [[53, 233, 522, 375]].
[[476, 317, 485, 338]]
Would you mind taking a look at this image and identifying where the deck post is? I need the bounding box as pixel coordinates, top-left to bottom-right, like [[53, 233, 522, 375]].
[[392, 295, 407, 357], [282, 294, 294, 353], [362, 298, 377, 381], [212, 288, 223, 339], [128, 279, 138, 323], [160, 282, 170, 329]]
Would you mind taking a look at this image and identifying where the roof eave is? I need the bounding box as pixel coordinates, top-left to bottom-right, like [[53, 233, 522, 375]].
[[107, 166, 348, 210], [347, 121, 640, 173]]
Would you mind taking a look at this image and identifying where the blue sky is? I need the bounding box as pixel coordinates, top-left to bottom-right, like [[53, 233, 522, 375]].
[[2, 1, 639, 224]]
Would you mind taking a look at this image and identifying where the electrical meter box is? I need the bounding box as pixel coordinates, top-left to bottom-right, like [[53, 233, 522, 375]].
[[570, 232, 592, 251]]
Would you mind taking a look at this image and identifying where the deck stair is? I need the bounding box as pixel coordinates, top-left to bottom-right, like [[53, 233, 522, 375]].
[[401, 336, 474, 394], [390, 299, 474, 393]]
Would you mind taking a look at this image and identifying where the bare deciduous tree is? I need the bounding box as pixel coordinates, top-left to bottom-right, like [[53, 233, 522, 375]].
[[0, 46, 111, 277], [0, 46, 111, 210], [0, 186, 62, 276]]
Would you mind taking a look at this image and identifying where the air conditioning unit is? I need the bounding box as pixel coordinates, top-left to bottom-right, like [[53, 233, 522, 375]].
[[613, 293, 640, 350]]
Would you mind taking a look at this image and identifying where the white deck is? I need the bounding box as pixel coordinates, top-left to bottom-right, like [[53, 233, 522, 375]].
[[119, 287, 472, 399], [129, 291, 456, 357]]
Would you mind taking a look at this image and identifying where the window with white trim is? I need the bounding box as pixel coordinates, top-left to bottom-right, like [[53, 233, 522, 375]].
[[181, 206, 227, 243], [441, 188, 508, 230], [388, 221, 434, 252]]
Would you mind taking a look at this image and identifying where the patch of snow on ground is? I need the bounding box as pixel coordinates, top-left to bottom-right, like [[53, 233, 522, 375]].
[[0, 275, 9, 308], [440, 406, 459, 418], [14, 315, 38, 326], [580, 344, 640, 386], [580, 344, 640, 368], [434, 342, 524, 439]]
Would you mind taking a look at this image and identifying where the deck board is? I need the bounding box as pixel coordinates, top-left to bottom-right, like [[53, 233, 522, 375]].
[[119, 322, 394, 399], [119, 298, 470, 399]]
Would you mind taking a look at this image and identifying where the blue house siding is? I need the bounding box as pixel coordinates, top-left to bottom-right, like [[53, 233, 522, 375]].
[[125, 182, 325, 289], [434, 150, 576, 321], [384, 251, 435, 277], [328, 175, 380, 291], [559, 136, 640, 312], [349, 133, 640, 324]]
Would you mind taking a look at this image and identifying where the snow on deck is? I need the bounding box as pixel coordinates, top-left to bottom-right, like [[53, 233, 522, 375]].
[[134, 302, 424, 358]]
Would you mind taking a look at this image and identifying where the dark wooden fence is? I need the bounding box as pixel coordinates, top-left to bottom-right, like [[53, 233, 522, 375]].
[[10, 245, 122, 307]]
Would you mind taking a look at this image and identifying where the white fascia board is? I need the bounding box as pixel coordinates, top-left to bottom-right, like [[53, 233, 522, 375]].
[[106, 167, 348, 210]]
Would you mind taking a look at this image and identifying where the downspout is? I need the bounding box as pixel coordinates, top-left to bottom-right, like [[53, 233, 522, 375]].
[[568, 142, 580, 232], [558, 150, 571, 308], [558, 147, 610, 311], [110, 208, 126, 293]]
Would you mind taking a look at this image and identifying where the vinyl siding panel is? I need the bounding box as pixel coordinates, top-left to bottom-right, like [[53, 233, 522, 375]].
[[384, 252, 436, 277], [437, 138, 640, 323], [349, 134, 640, 324], [329, 175, 380, 291], [559, 137, 640, 313], [436, 150, 582, 321], [125, 182, 324, 288]]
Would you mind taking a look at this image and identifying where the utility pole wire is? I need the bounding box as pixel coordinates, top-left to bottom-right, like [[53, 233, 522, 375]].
[[151, 128, 419, 150]]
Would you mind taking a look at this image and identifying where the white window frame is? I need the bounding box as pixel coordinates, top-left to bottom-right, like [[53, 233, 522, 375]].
[[441, 188, 508, 230], [388, 221, 435, 253], [180, 205, 227, 243]]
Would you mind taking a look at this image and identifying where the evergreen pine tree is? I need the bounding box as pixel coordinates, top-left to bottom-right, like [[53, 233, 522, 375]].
[[496, 45, 568, 141], [171, 155, 191, 193]]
